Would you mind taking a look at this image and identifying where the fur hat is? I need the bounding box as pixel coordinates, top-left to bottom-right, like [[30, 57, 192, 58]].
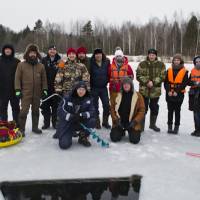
[[67, 48, 76, 56], [23, 44, 41, 60], [121, 77, 134, 92], [172, 54, 184, 65], [77, 47, 87, 55], [93, 48, 103, 55]]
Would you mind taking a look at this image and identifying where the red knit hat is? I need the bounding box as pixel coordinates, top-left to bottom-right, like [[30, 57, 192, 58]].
[[67, 48, 76, 55], [77, 47, 87, 55]]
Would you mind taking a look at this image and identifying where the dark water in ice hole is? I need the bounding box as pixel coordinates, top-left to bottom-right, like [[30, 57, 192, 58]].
[[0, 175, 141, 200]]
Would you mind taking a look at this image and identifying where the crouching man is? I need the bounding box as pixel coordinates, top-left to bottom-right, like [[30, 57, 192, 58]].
[[56, 81, 96, 149], [110, 78, 145, 144]]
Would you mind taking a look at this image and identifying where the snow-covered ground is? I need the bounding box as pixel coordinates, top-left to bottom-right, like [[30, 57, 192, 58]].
[[0, 62, 200, 200]]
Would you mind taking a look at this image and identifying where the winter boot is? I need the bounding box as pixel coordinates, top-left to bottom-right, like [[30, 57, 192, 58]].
[[52, 115, 57, 129], [102, 114, 111, 129], [32, 114, 42, 134], [149, 114, 160, 132], [191, 129, 200, 137], [167, 124, 173, 134], [96, 117, 101, 129], [172, 125, 179, 134], [18, 115, 27, 137], [141, 116, 146, 132], [42, 115, 50, 130], [78, 131, 91, 147]]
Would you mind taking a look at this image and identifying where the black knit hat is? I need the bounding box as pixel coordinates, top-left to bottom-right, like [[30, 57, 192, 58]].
[[148, 48, 157, 56], [93, 48, 103, 55]]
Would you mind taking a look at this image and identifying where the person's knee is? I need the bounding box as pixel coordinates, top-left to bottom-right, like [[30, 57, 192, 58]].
[[129, 130, 141, 144], [110, 127, 123, 142], [59, 139, 72, 149]]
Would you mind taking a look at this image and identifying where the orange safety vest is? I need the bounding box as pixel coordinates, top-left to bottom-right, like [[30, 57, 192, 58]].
[[191, 68, 200, 88], [110, 63, 128, 82], [168, 67, 186, 93]]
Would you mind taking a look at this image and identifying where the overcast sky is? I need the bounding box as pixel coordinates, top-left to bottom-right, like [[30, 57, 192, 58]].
[[1, 0, 199, 32]]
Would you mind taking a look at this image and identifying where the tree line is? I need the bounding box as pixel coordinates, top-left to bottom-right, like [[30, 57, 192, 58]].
[[0, 13, 199, 58]]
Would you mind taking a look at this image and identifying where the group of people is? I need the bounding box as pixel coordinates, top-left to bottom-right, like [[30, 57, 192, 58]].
[[0, 43, 199, 150]]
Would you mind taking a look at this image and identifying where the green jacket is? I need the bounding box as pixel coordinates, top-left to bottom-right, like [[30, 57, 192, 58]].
[[54, 59, 90, 95], [136, 59, 166, 98]]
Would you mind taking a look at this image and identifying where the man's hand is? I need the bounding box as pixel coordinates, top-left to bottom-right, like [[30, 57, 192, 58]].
[[15, 90, 22, 99], [147, 81, 153, 88], [168, 91, 173, 96], [41, 89, 48, 99]]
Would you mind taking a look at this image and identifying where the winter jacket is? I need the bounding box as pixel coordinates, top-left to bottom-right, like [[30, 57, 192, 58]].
[[15, 61, 47, 100], [0, 45, 20, 97], [90, 57, 110, 88], [42, 53, 61, 95], [108, 57, 133, 92], [57, 85, 95, 138], [78, 57, 90, 73], [188, 67, 200, 112], [54, 59, 90, 95], [110, 90, 145, 131], [136, 58, 166, 98], [164, 66, 189, 102]]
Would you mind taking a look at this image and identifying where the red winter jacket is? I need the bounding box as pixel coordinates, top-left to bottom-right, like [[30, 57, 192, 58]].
[[108, 57, 134, 92]]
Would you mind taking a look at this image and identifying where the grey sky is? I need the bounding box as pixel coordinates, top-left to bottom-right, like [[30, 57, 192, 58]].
[[1, 0, 199, 31]]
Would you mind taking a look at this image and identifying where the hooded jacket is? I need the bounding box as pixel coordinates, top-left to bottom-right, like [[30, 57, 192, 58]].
[[56, 81, 95, 138], [0, 44, 20, 97]]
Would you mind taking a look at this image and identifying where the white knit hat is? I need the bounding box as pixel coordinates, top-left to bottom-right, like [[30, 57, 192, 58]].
[[115, 49, 124, 57]]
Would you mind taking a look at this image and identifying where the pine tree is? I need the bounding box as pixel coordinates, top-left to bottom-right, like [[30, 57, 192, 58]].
[[183, 15, 198, 57]]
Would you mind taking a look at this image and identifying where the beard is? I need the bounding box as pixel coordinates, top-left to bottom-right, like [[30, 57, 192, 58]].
[[27, 56, 38, 65]]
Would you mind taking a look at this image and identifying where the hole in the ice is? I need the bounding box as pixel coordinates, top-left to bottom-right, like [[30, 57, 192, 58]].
[[0, 175, 142, 200]]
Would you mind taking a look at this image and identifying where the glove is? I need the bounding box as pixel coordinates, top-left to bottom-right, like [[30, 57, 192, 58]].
[[194, 82, 200, 87], [15, 90, 22, 99], [41, 90, 48, 99], [73, 113, 81, 122], [128, 121, 136, 129], [147, 81, 153, 88]]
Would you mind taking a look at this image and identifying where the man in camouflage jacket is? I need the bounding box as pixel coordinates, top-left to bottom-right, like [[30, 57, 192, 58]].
[[54, 48, 90, 96], [136, 48, 166, 132]]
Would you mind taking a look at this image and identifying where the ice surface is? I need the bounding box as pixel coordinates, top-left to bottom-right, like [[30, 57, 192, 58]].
[[0, 63, 200, 200]]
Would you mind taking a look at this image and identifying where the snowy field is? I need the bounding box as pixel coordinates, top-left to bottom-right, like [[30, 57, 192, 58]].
[[0, 62, 200, 200]]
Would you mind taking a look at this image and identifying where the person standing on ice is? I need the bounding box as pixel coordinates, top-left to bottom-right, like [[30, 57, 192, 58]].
[[108, 47, 134, 105], [188, 56, 200, 137], [164, 54, 189, 134], [54, 48, 90, 96], [0, 44, 20, 124], [136, 48, 166, 132], [90, 48, 111, 129], [56, 81, 96, 149], [15, 44, 48, 136], [110, 77, 145, 144], [77, 46, 90, 73], [40, 45, 61, 130]]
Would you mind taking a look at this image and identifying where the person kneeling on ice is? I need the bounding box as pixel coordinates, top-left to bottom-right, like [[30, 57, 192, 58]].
[[110, 78, 145, 144], [56, 81, 96, 149]]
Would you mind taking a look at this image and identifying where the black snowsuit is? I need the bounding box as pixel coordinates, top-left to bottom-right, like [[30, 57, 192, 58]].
[[0, 44, 20, 123], [40, 53, 61, 128]]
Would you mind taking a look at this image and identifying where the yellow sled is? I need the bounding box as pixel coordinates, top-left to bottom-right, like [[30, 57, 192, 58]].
[[0, 128, 23, 148]]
